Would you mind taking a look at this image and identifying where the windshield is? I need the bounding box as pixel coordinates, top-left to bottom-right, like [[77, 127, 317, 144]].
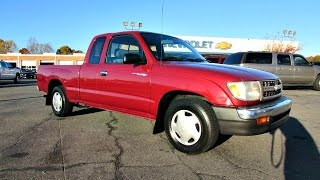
[[141, 32, 207, 62]]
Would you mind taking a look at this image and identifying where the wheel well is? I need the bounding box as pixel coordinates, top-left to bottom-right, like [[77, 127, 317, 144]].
[[153, 91, 209, 134], [46, 79, 63, 105]]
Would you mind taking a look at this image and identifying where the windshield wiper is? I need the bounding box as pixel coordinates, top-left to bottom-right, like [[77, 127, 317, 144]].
[[182, 58, 207, 62]]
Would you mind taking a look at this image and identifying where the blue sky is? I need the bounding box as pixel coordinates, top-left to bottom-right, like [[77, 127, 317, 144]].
[[1, 0, 319, 56]]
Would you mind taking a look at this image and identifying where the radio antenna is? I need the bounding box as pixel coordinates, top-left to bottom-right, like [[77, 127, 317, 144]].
[[161, 0, 164, 34], [160, 0, 164, 63]]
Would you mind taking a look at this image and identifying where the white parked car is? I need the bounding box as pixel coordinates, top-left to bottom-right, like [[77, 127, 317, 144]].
[[0, 60, 21, 83]]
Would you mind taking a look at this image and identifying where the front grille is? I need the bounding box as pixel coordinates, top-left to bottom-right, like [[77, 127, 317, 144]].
[[260, 79, 282, 101]]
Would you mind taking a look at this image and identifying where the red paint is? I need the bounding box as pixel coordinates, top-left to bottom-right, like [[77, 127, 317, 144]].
[[37, 31, 279, 120]]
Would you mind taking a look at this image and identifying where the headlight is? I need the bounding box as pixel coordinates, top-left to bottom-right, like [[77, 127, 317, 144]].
[[227, 81, 262, 101]]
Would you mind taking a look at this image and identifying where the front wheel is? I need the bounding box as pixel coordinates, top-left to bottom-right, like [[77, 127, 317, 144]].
[[14, 74, 20, 84], [51, 85, 73, 117], [164, 97, 219, 154], [313, 75, 320, 91]]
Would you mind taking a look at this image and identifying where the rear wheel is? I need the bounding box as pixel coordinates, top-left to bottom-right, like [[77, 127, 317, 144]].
[[313, 75, 320, 91], [13, 74, 20, 84], [164, 97, 219, 154], [51, 85, 73, 117]]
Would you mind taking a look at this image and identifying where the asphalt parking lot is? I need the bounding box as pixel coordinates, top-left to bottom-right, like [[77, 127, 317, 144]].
[[0, 80, 319, 180]]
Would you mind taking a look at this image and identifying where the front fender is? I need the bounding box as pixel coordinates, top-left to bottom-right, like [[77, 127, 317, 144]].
[[149, 74, 233, 118]]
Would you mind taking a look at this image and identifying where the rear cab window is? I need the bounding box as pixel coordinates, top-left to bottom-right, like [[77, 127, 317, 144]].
[[89, 37, 106, 64], [223, 53, 244, 64], [244, 53, 272, 64]]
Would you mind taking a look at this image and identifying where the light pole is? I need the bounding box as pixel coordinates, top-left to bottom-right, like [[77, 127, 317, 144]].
[[123, 21, 143, 31], [283, 29, 296, 38]]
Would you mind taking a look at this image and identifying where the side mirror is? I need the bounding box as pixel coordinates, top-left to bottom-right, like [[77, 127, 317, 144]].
[[123, 53, 144, 64]]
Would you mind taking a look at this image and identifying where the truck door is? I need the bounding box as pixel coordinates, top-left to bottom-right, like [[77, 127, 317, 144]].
[[79, 36, 107, 105], [0, 61, 9, 79], [292, 54, 315, 84], [97, 35, 151, 117], [276, 54, 295, 84], [6, 62, 16, 79]]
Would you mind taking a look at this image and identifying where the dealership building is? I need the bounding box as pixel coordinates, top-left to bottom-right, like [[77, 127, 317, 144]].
[[0, 36, 298, 70]]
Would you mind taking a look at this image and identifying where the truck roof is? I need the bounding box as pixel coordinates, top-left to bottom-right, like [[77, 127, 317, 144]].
[[93, 31, 170, 38]]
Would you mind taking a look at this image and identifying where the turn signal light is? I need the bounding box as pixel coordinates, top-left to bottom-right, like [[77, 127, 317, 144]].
[[256, 116, 269, 125]]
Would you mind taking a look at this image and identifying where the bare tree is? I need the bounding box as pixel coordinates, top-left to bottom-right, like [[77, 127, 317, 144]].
[[264, 41, 301, 53], [27, 37, 54, 54], [263, 32, 301, 53]]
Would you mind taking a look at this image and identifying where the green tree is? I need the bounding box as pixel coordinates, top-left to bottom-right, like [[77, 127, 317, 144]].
[[307, 55, 320, 62], [56, 45, 73, 54], [73, 50, 84, 53]]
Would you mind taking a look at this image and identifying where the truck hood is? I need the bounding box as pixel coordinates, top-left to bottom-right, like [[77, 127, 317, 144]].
[[160, 62, 279, 83]]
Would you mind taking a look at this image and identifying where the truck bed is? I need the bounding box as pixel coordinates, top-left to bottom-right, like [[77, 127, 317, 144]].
[[37, 65, 82, 102]]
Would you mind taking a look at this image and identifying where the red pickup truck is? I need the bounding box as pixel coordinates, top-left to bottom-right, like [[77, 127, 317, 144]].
[[37, 31, 292, 154]]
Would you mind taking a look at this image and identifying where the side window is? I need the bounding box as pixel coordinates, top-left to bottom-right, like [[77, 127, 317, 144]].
[[293, 55, 309, 66], [244, 53, 272, 64], [223, 53, 243, 64], [89, 37, 106, 64], [277, 54, 291, 65], [106, 35, 145, 64], [6, 62, 13, 68], [0, 62, 6, 68]]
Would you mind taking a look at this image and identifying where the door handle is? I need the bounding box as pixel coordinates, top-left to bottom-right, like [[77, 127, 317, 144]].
[[277, 68, 283, 70], [100, 70, 108, 76]]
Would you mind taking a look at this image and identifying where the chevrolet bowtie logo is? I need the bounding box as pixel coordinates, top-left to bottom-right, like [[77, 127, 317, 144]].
[[215, 42, 232, 50]]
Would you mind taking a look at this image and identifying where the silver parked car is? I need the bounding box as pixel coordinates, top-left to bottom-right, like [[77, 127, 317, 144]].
[[223, 52, 320, 90], [0, 60, 21, 83]]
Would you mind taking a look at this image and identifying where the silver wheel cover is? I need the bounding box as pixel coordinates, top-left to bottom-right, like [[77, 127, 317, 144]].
[[52, 92, 63, 112], [170, 110, 202, 146]]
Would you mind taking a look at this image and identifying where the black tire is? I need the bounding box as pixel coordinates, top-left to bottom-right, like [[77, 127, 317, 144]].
[[313, 75, 320, 91], [164, 97, 219, 154], [51, 85, 73, 117], [13, 74, 20, 84]]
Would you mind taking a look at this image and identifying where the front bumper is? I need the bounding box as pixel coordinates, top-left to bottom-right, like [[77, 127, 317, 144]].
[[213, 96, 292, 135]]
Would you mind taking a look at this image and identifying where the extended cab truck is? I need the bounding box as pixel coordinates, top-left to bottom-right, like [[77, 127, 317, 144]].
[[223, 52, 320, 90], [0, 60, 21, 83], [37, 31, 292, 154]]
